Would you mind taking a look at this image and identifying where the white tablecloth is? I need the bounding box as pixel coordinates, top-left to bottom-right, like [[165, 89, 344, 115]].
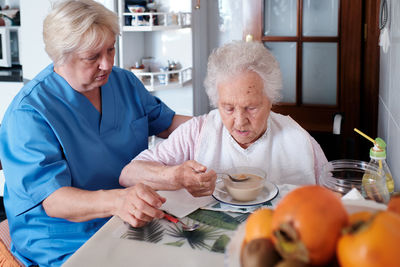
[[62, 216, 225, 267], [62, 184, 299, 267]]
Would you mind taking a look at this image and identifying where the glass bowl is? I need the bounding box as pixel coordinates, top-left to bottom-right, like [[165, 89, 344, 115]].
[[318, 159, 389, 203], [220, 167, 266, 202]]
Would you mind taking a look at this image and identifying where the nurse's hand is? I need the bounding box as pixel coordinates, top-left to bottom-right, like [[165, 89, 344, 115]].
[[116, 183, 166, 228], [173, 160, 217, 197]]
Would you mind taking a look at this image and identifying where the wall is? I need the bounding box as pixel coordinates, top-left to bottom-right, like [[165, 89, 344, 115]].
[[2, 0, 18, 8], [207, 0, 243, 52], [378, 0, 400, 191], [19, 0, 53, 80], [191, 0, 243, 116]]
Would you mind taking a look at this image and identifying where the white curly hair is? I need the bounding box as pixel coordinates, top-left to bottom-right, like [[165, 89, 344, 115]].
[[204, 41, 283, 107]]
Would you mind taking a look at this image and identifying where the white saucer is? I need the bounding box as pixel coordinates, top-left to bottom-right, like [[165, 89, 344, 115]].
[[212, 179, 279, 207]]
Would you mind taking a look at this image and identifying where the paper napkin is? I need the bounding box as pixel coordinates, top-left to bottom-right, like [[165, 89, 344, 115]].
[[158, 189, 216, 218]]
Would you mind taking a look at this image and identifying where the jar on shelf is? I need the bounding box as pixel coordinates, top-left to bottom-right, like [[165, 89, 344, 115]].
[[157, 66, 169, 84], [131, 61, 146, 81], [168, 60, 179, 81]]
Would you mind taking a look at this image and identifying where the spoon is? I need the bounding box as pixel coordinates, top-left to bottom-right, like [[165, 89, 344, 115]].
[[218, 173, 250, 182], [164, 213, 200, 232], [193, 169, 250, 182]]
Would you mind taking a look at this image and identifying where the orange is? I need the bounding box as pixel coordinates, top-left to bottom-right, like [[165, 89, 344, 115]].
[[244, 208, 274, 244]]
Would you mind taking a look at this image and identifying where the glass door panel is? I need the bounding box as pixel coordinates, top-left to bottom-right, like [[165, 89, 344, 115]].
[[264, 0, 297, 36], [302, 42, 337, 105], [0, 35, 3, 60], [246, 0, 368, 158], [265, 42, 297, 103], [303, 0, 339, 36]]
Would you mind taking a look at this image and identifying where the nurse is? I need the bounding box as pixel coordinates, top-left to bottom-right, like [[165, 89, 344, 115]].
[[0, 0, 190, 266]]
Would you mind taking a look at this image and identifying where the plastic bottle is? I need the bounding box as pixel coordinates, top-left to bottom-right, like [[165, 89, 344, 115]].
[[368, 138, 395, 194], [361, 138, 392, 203]]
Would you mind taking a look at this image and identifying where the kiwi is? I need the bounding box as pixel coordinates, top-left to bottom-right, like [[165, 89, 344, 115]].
[[241, 238, 281, 267]]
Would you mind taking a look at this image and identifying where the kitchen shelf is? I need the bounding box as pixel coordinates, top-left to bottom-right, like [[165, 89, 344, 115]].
[[132, 67, 192, 92], [122, 12, 191, 31], [117, 0, 194, 115]]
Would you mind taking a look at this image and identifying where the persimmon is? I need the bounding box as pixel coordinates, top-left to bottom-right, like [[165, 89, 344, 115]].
[[337, 211, 400, 267], [244, 208, 274, 244], [387, 192, 400, 215], [348, 211, 374, 225], [271, 185, 348, 266]]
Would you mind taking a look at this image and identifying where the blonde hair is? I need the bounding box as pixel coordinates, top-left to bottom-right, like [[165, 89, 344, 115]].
[[43, 0, 119, 66], [204, 41, 282, 107]]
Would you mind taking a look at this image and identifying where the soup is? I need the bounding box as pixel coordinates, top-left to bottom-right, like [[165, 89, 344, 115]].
[[224, 173, 264, 202]]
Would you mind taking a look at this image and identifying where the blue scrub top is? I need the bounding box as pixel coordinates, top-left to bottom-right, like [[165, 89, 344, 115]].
[[0, 64, 175, 266]]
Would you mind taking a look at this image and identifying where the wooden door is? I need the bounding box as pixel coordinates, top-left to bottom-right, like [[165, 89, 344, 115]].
[[243, 0, 380, 160]]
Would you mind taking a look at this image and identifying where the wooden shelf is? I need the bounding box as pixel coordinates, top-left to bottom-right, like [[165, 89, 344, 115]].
[[122, 12, 191, 32], [132, 67, 192, 92]]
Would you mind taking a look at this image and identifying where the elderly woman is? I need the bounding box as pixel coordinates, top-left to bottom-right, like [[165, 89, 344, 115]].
[[120, 41, 328, 192], [0, 0, 191, 266]]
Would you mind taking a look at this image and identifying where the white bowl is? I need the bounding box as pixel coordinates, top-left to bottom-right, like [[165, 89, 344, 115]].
[[221, 167, 266, 202]]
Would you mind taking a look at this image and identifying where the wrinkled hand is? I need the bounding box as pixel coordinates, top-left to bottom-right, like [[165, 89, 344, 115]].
[[116, 183, 166, 228], [174, 160, 217, 197]]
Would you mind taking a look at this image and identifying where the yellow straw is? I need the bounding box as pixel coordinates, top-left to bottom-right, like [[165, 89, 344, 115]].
[[354, 128, 376, 144], [354, 128, 384, 171]]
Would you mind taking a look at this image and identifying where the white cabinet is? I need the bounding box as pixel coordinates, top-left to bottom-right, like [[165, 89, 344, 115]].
[[0, 81, 22, 196], [0, 81, 22, 122], [116, 0, 194, 115]]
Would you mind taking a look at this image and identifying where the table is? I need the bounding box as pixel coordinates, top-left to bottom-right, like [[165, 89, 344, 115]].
[[63, 215, 229, 267], [62, 185, 297, 267], [63, 184, 389, 267]]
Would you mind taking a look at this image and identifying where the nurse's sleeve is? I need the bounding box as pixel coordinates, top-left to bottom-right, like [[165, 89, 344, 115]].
[[2, 109, 71, 216], [133, 79, 175, 136]]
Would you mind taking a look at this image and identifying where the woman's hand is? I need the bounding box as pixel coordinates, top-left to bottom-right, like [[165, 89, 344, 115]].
[[120, 160, 217, 197], [42, 185, 165, 227], [173, 160, 217, 197], [115, 183, 166, 228]]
